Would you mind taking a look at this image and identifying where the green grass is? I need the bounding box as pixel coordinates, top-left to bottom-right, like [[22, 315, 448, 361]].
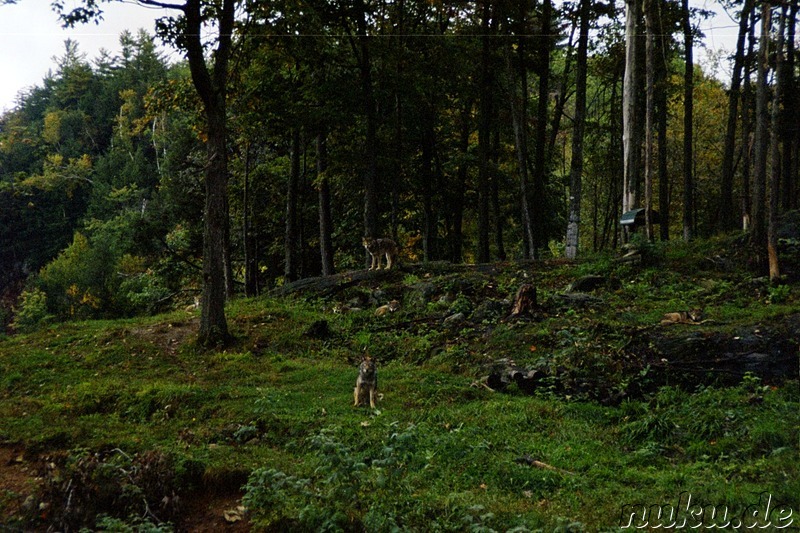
[[1, 237, 799, 531]]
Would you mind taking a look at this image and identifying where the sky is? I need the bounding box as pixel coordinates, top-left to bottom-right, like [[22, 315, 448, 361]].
[[0, 1, 171, 113], [0, 1, 741, 115]]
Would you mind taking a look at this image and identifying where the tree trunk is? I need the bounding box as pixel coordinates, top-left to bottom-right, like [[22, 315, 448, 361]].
[[547, 19, 575, 162], [491, 129, 506, 261], [682, 0, 694, 242], [243, 143, 258, 296], [752, 2, 771, 258], [656, 36, 669, 242], [355, 0, 379, 250], [186, 0, 234, 347], [565, 0, 589, 259], [644, 0, 656, 242], [450, 100, 471, 264], [508, 44, 536, 259], [531, 0, 553, 255], [422, 118, 437, 262], [741, 9, 756, 230], [768, 5, 785, 281], [285, 128, 301, 282], [477, 0, 494, 263], [720, 0, 755, 232], [781, 1, 798, 211], [317, 133, 335, 276], [622, 0, 640, 217]]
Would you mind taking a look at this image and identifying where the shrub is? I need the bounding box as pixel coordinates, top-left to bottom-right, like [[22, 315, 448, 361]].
[[244, 424, 423, 531], [38, 449, 180, 531], [38, 232, 110, 320], [12, 287, 53, 332]]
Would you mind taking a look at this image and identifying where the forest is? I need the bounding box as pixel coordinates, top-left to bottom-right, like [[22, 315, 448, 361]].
[[0, 0, 796, 339], [1, 1, 799, 530]]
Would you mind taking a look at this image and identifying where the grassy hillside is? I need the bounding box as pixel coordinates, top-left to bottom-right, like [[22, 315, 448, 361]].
[[1, 236, 798, 531]]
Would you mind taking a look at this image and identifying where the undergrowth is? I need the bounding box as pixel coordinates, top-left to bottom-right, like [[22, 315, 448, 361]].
[[1, 235, 798, 531]]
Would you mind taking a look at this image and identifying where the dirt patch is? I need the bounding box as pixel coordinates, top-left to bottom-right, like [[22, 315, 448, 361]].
[[130, 317, 200, 357], [180, 491, 251, 532], [0, 446, 39, 525], [0, 446, 251, 531]]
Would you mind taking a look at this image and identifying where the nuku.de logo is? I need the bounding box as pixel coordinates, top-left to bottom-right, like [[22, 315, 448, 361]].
[[619, 491, 794, 529]]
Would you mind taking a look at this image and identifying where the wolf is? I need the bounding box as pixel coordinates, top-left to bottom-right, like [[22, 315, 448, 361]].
[[374, 300, 400, 317], [353, 355, 378, 408], [363, 237, 398, 270], [660, 309, 705, 325]]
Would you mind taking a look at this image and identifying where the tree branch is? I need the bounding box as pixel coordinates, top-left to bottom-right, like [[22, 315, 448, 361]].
[[135, 0, 184, 9]]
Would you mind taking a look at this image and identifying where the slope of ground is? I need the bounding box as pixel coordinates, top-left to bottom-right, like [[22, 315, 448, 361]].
[[1, 235, 798, 531]]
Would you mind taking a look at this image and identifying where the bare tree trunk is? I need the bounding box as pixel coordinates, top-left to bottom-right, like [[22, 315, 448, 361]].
[[285, 128, 301, 282], [531, 0, 553, 256], [317, 133, 335, 276], [547, 20, 575, 161], [354, 0, 379, 254], [622, 0, 641, 217], [508, 45, 536, 259], [768, 4, 786, 281], [243, 143, 258, 296], [781, 0, 798, 211], [644, 0, 656, 242], [752, 2, 771, 258], [491, 129, 506, 260], [450, 100, 471, 263], [682, 0, 694, 242], [477, 0, 494, 263], [422, 118, 437, 262], [720, 0, 755, 232], [565, 0, 589, 259], [742, 8, 756, 230], [657, 44, 669, 242]]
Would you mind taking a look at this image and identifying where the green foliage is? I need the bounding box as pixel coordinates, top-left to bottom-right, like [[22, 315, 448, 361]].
[[39, 448, 179, 531], [767, 284, 791, 304], [619, 378, 796, 461], [12, 287, 53, 332], [244, 424, 428, 531], [83, 515, 174, 533], [1, 233, 799, 530], [38, 232, 107, 320]]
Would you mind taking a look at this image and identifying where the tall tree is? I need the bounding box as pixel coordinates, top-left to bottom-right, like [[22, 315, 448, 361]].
[[242, 142, 258, 296], [56, 0, 236, 346], [643, 0, 656, 242], [622, 0, 641, 218], [656, 13, 670, 242], [720, 0, 755, 232], [285, 128, 301, 282], [751, 2, 770, 259], [353, 0, 380, 248], [681, 0, 694, 242], [565, 0, 590, 259], [768, 4, 786, 281], [531, 0, 554, 255], [477, 0, 494, 263], [741, 6, 758, 230], [781, 0, 798, 211], [316, 133, 335, 276], [506, 1, 536, 259]]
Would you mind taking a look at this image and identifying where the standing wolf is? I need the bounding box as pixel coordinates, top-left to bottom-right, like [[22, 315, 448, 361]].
[[363, 237, 398, 270]]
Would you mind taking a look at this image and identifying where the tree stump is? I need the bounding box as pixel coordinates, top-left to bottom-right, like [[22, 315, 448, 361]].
[[510, 284, 537, 317]]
